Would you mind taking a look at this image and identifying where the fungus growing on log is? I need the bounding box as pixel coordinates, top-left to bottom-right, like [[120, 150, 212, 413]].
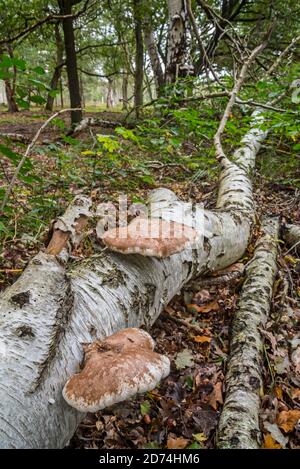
[[62, 328, 170, 412], [102, 217, 199, 258]]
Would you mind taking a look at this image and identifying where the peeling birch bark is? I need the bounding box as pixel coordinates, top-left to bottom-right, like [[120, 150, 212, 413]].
[[217, 217, 280, 449], [0, 110, 267, 448], [46, 195, 92, 255], [283, 223, 300, 254]]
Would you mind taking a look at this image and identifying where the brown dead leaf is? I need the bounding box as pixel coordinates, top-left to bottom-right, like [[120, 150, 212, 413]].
[[187, 301, 220, 314], [278, 410, 300, 433], [194, 336, 211, 344], [167, 436, 189, 449], [291, 388, 300, 401], [208, 381, 223, 410], [193, 289, 210, 303], [263, 433, 282, 449], [275, 386, 283, 400]]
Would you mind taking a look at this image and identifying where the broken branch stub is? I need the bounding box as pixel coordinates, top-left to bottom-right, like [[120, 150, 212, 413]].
[[62, 328, 170, 412], [46, 195, 92, 255]]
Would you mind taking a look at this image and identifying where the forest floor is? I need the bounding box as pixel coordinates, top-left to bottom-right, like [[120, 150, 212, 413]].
[[0, 110, 300, 449]]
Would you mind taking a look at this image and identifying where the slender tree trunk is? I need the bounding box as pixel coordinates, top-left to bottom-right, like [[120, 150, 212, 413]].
[[217, 217, 279, 449], [58, 0, 82, 126], [4, 80, 19, 113], [143, 20, 164, 96], [165, 0, 190, 84], [122, 73, 129, 110], [79, 71, 85, 109], [106, 78, 114, 109], [46, 24, 64, 112], [60, 76, 64, 108], [133, 0, 144, 117], [3, 45, 19, 113]]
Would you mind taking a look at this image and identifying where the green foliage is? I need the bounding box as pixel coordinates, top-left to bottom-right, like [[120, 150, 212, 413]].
[[0, 55, 52, 109]]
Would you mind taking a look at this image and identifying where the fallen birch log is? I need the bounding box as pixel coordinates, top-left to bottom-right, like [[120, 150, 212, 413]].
[[0, 109, 268, 447], [217, 217, 279, 449]]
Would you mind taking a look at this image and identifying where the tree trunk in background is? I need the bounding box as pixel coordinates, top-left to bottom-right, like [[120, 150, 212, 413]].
[[143, 20, 164, 96], [165, 0, 189, 84], [3, 45, 19, 113], [5, 80, 19, 112], [133, 0, 144, 117], [122, 73, 129, 110], [46, 23, 64, 112], [60, 76, 64, 108], [58, 0, 82, 126], [79, 71, 85, 109], [106, 78, 113, 109]]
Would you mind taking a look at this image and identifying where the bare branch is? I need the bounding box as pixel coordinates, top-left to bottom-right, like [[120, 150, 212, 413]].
[[214, 41, 269, 164]]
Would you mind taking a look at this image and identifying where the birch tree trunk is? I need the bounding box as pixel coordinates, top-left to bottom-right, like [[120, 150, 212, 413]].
[[0, 109, 267, 448], [165, 0, 190, 83], [217, 217, 279, 449], [143, 21, 164, 96], [133, 0, 144, 116]]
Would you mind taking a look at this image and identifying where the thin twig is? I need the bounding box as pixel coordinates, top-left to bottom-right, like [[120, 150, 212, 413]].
[[213, 40, 269, 164]]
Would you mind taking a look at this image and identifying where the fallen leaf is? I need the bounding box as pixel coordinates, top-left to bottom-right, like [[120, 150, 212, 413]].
[[175, 349, 194, 370], [193, 289, 210, 303], [278, 410, 300, 433], [291, 347, 300, 374], [187, 301, 220, 314], [193, 433, 207, 443], [275, 386, 283, 400], [291, 388, 300, 400], [194, 335, 211, 344], [167, 436, 189, 449], [209, 381, 223, 410], [263, 433, 282, 449], [140, 400, 151, 416], [264, 422, 288, 447]]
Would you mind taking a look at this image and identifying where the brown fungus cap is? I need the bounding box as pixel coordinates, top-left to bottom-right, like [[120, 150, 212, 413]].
[[102, 217, 199, 258], [62, 328, 170, 412]]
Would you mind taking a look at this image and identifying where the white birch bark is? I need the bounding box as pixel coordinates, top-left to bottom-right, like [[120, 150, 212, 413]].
[[0, 110, 266, 448], [165, 0, 190, 83], [217, 217, 279, 449]]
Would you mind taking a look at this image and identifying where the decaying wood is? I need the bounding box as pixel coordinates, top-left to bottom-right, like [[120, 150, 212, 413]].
[[45, 195, 92, 255], [72, 117, 125, 135], [0, 133, 30, 143], [186, 263, 245, 290], [217, 217, 279, 449]]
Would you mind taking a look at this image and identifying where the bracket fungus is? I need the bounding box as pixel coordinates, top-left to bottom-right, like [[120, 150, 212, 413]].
[[62, 328, 170, 412], [102, 217, 199, 258]]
